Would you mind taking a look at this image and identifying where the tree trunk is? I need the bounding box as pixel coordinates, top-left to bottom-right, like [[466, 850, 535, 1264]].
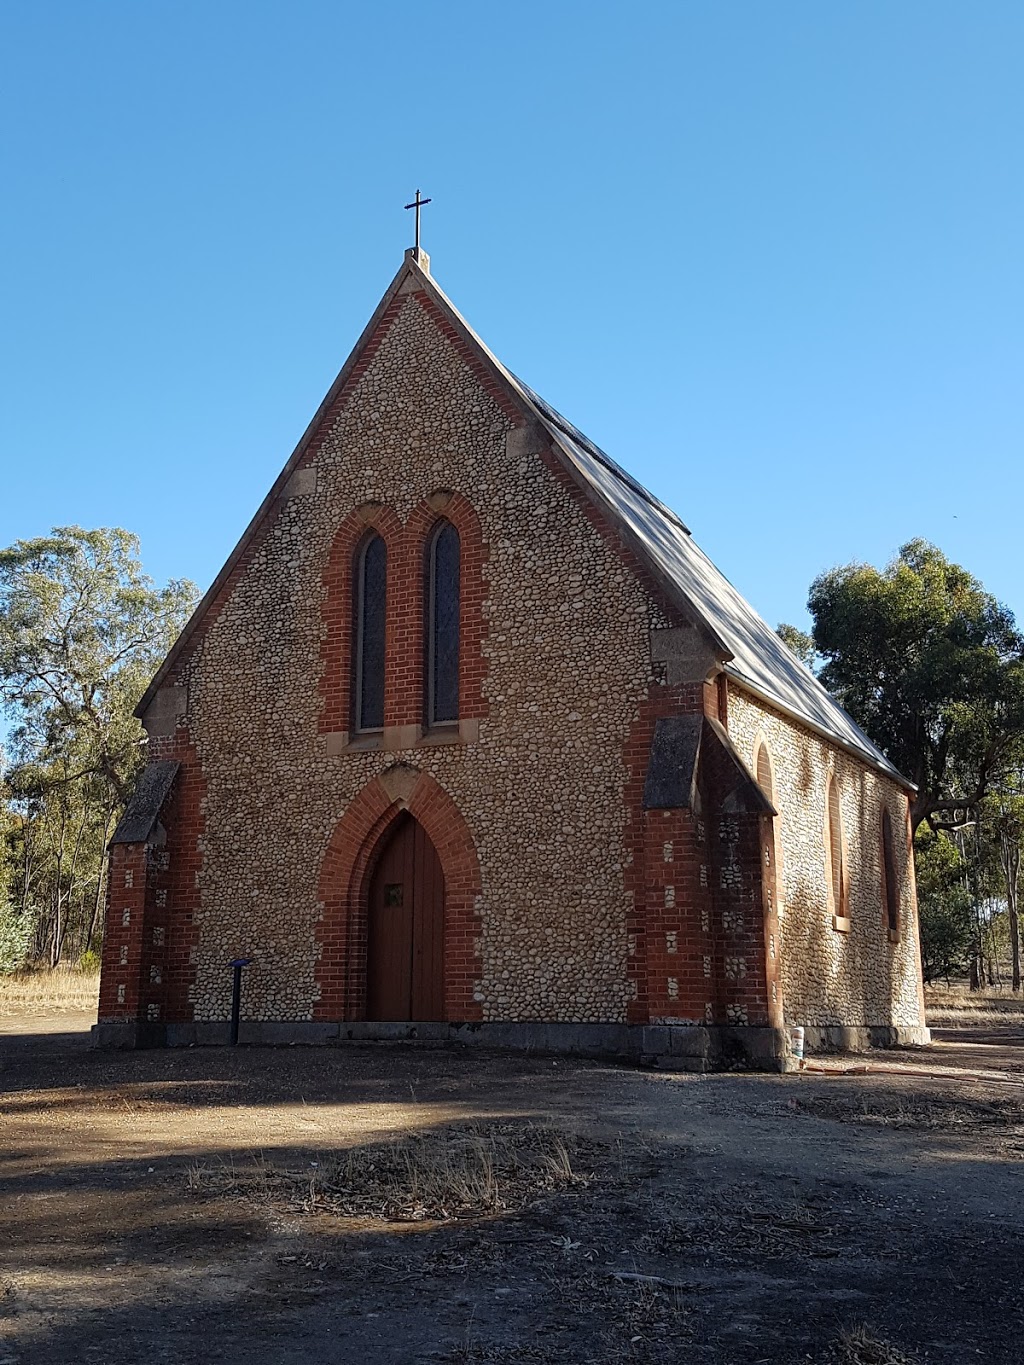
[[969, 821, 985, 992], [19, 834, 35, 919], [52, 908, 67, 968], [84, 806, 115, 955], [48, 803, 69, 969], [969, 953, 983, 991], [1009, 896, 1021, 994], [1000, 831, 1021, 993]]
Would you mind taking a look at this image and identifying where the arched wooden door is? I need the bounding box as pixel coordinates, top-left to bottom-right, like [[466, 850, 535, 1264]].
[[366, 813, 445, 1020]]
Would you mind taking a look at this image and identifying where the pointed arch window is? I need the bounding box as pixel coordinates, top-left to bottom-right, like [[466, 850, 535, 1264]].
[[755, 742, 774, 807], [827, 775, 849, 930], [427, 521, 460, 726], [882, 809, 901, 941], [756, 740, 783, 910], [354, 534, 386, 732], [756, 742, 777, 858]]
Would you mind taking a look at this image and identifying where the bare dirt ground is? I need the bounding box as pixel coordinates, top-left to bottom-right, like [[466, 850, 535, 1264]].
[[1, 1012, 1023, 1364]]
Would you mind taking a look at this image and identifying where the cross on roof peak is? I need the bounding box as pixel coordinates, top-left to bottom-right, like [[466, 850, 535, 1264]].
[[404, 189, 431, 256]]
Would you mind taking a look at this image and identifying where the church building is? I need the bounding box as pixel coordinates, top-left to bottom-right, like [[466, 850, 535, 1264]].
[[95, 243, 929, 1068]]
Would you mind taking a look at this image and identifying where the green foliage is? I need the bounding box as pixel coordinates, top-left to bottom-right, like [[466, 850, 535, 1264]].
[[0, 900, 37, 974], [0, 526, 197, 802], [0, 527, 198, 966], [914, 830, 975, 983], [807, 539, 1024, 832], [77, 948, 101, 973], [776, 623, 818, 670], [0, 770, 10, 909], [979, 788, 1024, 989]]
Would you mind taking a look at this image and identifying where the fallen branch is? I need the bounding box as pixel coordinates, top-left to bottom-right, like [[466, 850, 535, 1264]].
[[608, 1271, 700, 1291], [801, 1063, 1024, 1088]]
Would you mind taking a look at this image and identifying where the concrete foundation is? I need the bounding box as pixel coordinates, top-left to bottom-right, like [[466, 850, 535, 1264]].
[[91, 1019, 930, 1070], [800, 1023, 931, 1053]]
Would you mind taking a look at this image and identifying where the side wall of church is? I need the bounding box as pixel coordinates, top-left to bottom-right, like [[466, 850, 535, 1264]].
[[150, 284, 678, 1026], [726, 684, 926, 1029]]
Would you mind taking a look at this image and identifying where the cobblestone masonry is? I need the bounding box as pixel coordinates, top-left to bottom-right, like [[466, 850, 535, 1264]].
[[726, 683, 926, 1030], [137, 285, 679, 1025]]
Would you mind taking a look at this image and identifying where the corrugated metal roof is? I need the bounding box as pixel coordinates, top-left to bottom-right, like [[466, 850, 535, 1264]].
[[513, 377, 691, 536], [427, 285, 904, 785], [509, 379, 906, 784]]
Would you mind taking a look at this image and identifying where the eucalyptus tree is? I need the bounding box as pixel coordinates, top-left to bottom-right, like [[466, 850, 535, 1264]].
[[0, 527, 197, 964], [805, 540, 1024, 835]]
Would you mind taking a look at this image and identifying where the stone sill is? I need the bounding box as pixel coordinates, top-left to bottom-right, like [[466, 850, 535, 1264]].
[[344, 730, 383, 752], [888, 927, 901, 944], [832, 915, 851, 934], [325, 718, 479, 755], [420, 724, 463, 745]]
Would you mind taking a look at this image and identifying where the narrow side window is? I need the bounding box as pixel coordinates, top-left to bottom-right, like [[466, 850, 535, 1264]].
[[882, 809, 900, 937], [827, 775, 848, 925], [755, 742, 774, 806], [427, 521, 460, 726], [354, 534, 386, 731], [756, 739, 783, 913]]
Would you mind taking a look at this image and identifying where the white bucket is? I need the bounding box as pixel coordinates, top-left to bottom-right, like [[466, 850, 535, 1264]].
[[789, 1026, 805, 1062]]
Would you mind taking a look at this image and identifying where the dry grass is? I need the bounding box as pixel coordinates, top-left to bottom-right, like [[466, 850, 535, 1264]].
[[448, 1342, 553, 1364], [794, 1090, 1024, 1135], [0, 966, 100, 1016], [834, 1324, 918, 1364], [925, 985, 1024, 1028], [187, 1122, 594, 1222]]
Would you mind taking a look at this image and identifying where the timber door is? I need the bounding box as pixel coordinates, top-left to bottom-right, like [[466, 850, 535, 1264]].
[[366, 814, 445, 1020]]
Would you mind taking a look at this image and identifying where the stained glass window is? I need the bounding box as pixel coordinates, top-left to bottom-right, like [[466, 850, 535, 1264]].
[[428, 522, 460, 725], [827, 776, 848, 921], [882, 809, 900, 934], [356, 535, 386, 731], [755, 743, 774, 805]]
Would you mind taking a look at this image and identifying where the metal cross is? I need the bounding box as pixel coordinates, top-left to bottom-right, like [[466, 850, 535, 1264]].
[[404, 189, 431, 253]]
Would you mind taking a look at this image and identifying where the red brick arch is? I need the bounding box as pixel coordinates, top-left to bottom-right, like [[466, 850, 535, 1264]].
[[313, 770, 483, 1022]]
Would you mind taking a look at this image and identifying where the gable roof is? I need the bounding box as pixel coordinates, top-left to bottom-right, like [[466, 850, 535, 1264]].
[[504, 373, 909, 786], [138, 250, 909, 789]]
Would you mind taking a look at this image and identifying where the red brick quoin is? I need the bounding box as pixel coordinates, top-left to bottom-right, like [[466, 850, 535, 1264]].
[[97, 731, 207, 1031], [313, 770, 483, 1023]]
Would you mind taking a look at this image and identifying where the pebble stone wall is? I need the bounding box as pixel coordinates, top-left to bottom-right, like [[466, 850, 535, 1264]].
[[167, 284, 670, 1025], [726, 683, 926, 1029]]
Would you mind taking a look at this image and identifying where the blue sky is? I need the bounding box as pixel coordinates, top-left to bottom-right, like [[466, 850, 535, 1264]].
[[2, 2, 1021, 633]]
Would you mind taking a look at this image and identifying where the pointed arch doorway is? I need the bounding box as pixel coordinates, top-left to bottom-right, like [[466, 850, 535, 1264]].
[[366, 813, 445, 1021]]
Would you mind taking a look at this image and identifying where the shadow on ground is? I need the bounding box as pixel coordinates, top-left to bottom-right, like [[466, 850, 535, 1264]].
[[1, 1027, 1023, 1363]]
